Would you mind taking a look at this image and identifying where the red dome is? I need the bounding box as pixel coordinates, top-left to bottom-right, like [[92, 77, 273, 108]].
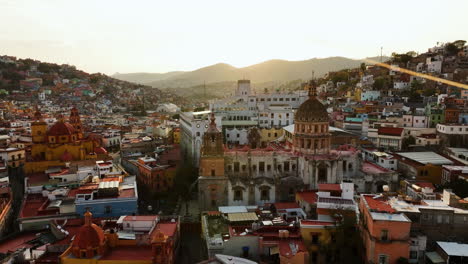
[[72, 224, 105, 249], [72, 211, 105, 250], [60, 151, 73, 162], [48, 121, 76, 136]]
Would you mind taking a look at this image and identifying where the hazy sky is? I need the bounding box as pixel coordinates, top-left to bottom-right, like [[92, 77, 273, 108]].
[[1, 0, 467, 75]]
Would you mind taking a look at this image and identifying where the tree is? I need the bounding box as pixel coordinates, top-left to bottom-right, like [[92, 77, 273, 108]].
[[320, 209, 363, 263], [402, 135, 416, 150], [373, 77, 388, 90], [422, 86, 436, 97], [440, 179, 468, 198], [331, 71, 349, 85], [360, 63, 366, 73]]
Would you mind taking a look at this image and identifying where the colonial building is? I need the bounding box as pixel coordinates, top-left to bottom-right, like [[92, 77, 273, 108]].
[[198, 81, 396, 211], [198, 113, 228, 210], [60, 211, 179, 264], [26, 107, 108, 174]]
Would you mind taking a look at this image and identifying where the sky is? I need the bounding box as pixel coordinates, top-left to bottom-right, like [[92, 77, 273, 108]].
[[1, 0, 467, 75]]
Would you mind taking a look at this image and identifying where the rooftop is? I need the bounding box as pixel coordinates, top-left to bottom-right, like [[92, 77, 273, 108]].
[[362, 194, 395, 213], [437, 241, 468, 257], [397, 152, 454, 165], [361, 161, 390, 174]]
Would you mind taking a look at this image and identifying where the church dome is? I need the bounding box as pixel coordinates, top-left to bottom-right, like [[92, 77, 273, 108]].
[[48, 121, 76, 136], [295, 97, 329, 122], [72, 211, 105, 250], [295, 81, 329, 123]]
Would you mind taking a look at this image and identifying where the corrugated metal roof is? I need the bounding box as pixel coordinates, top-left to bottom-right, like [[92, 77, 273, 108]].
[[437, 242, 468, 257], [227, 212, 259, 222], [397, 152, 453, 165], [219, 206, 247, 214]]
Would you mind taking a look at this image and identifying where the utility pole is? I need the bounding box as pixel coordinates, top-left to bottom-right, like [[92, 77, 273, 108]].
[[381, 47, 383, 62]]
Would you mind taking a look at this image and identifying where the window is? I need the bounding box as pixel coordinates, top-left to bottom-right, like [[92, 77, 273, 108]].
[[196, 132, 200, 137], [311, 252, 318, 263], [378, 255, 389, 264], [261, 189, 269, 201], [259, 162, 265, 172], [234, 162, 240, 172], [234, 190, 243, 201], [380, 230, 388, 241], [318, 163, 327, 183], [311, 234, 320, 244], [105, 206, 112, 214], [211, 169, 215, 176], [211, 200, 216, 207], [410, 251, 418, 260], [242, 165, 247, 171]]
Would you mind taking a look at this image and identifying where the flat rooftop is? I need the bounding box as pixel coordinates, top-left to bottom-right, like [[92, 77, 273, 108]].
[[397, 152, 454, 165], [437, 241, 468, 257]]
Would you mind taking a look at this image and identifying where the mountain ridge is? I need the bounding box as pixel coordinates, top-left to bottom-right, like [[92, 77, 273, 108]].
[[113, 56, 388, 88]]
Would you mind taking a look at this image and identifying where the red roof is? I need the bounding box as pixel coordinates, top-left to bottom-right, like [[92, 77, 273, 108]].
[[47, 121, 76, 136], [363, 195, 395, 213], [415, 181, 435, 189], [378, 127, 403, 136], [318, 183, 341, 192], [274, 202, 300, 210], [279, 239, 307, 258], [157, 222, 178, 237], [296, 191, 317, 205], [94, 147, 108, 155], [0, 232, 37, 253]]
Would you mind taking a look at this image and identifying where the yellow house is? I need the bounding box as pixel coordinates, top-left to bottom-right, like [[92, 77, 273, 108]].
[[300, 219, 336, 263], [26, 108, 105, 174], [172, 128, 180, 144], [354, 88, 362, 101], [259, 127, 284, 146]]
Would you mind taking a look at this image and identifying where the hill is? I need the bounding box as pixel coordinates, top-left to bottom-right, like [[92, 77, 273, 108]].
[[113, 56, 388, 88], [112, 71, 184, 84]]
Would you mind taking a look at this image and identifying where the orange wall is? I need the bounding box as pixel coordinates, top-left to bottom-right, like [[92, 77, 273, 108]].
[[360, 199, 411, 264]]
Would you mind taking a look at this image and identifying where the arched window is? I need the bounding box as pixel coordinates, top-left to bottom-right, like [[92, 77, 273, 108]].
[[317, 163, 327, 183]]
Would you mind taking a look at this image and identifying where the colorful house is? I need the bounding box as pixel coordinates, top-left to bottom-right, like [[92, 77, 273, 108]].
[[360, 194, 411, 264]]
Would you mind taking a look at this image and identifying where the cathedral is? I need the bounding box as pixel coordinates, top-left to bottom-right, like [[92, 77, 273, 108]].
[[198, 81, 397, 211], [26, 107, 108, 174]]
